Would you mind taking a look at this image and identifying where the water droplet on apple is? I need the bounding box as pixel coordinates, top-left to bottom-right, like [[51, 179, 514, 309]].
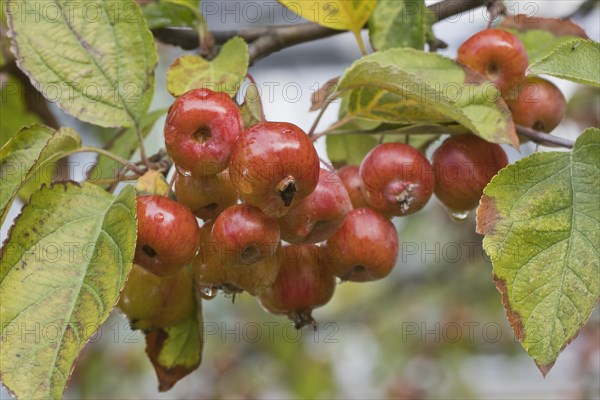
[[448, 209, 470, 222], [154, 213, 164, 223], [199, 286, 217, 300], [176, 164, 192, 177], [281, 128, 294, 135]]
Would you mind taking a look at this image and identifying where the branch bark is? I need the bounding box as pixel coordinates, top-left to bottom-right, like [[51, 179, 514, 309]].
[[152, 0, 488, 63], [515, 125, 575, 149], [312, 123, 574, 149]]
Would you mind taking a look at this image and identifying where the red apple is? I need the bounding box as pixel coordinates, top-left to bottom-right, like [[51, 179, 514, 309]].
[[174, 169, 238, 220], [164, 88, 242, 176], [259, 244, 336, 329], [134, 195, 201, 277], [432, 134, 508, 213], [193, 220, 223, 298], [506, 76, 566, 133], [457, 29, 528, 96], [321, 208, 399, 282], [196, 204, 282, 295], [338, 165, 371, 209], [277, 168, 352, 244], [229, 121, 320, 218], [360, 143, 434, 216]]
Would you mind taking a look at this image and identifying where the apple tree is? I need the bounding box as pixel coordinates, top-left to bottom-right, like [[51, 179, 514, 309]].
[[0, 0, 599, 398]]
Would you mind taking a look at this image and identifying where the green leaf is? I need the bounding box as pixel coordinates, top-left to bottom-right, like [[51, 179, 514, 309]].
[[144, 299, 203, 391], [337, 48, 519, 146], [326, 134, 378, 167], [87, 109, 166, 189], [7, 0, 158, 127], [0, 125, 81, 226], [527, 39, 600, 87], [162, 0, 201, 12], [240, 83, 263, 130], [1, 76, 42, 147], [368, 0, 426, 51], [167, 37, 248, 97], [499, 15, 588, 63], [503, 29, 581, 64], [143, 1, 199, 29], [0, 182, 137, 399], [476, 128, 600, 375]]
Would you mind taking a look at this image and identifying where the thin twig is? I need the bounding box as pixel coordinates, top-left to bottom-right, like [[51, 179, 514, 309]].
[[79, 146, 145, 175], [311, 124, 575, 150], [516, 126, 575, 149], [87, 176, 139, 185], [564, 0, 598, 20], [134, 124, 150, 168], [308, 92, 340, 137], [311, 124, 469, 142]]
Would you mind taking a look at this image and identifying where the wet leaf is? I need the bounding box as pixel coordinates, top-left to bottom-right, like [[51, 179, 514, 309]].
[[0, 183, 137, 399], [477, 128, 600, 375]]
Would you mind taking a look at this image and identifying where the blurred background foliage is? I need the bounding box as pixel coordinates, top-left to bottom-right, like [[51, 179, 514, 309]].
[[1, 1, 599, 399]]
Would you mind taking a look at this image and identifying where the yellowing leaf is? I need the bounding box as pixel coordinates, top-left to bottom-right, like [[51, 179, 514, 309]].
[[477, 128, 600, 375], [167, 37, 248, 97], [0, 125, 81, 225], [0, 183, 137, 399], [278, 0, 376, 51], [137, 170, 170, 196], [279, 0, 376, 33], [145, 308, 204, 392], [240, 83, 263, 130]]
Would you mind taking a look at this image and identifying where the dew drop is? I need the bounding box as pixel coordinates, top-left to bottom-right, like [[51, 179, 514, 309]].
[[176, 165, 192, 177], [197, 90, 210, 99], [199, 286, 217, 300], [154, 213, 164, 223], [281, 128, 294, 135], [448, 209, 470, 222]]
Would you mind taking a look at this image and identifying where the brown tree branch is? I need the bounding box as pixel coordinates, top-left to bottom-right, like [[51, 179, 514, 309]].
[[516, 125, 575, 149], [311, 124, 575, 149], [564, 0, 598, 20], [152, 0, 488, 63]]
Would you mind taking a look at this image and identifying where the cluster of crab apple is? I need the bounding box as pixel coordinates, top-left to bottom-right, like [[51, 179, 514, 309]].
[[118, 28, 567, 330]]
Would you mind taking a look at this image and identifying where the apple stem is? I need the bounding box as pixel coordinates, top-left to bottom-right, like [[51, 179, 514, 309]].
[[340, 265, 367, 282], [275, 176, 297, 207], [134, 124, 152, 169], [485, 0, 507, 28], [307, 90, 342, 137], [77, 146, 144, 175], [290, 310, 317, 330]]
